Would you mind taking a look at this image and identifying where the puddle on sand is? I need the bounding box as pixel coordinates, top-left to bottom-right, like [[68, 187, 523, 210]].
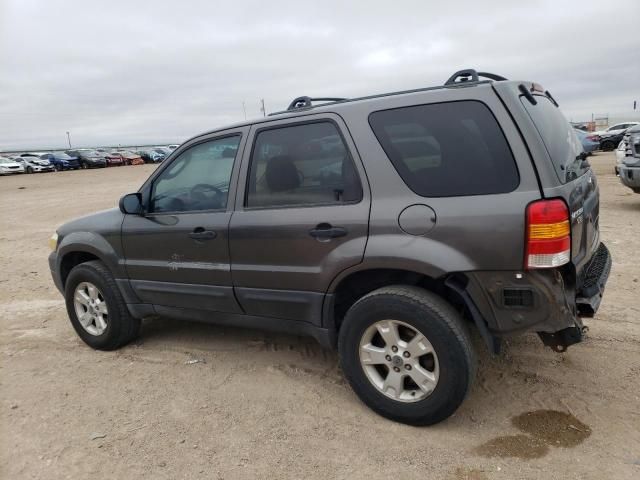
[[512, 410, 591, 447], [475, 433, 549, 459], [476, 410, 591, 459]]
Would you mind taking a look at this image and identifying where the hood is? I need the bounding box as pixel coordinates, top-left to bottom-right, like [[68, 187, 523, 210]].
[[57, 207, 124, 239]]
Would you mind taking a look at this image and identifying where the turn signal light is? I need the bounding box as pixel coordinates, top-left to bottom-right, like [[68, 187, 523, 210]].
[[525, 199, 570, 269]]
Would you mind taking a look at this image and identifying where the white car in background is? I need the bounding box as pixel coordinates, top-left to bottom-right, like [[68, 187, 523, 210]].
[[0, 156, 25, 175], [594, 121, 640, 137], [12, 155, 55, 173], [615, 141, 626, 175]]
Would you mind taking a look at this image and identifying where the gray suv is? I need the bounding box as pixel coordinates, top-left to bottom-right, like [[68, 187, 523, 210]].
[[617, 124, 640, 193], [49, 69, 611, 425]]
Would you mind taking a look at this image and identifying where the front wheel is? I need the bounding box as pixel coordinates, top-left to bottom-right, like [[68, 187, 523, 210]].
[[26, 166, 34, 174], [338, 285, 476, 426], [64, 260, 140, 350]]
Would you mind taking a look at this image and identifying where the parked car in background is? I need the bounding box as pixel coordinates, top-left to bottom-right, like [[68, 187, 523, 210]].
[[104, 151, 125, 167], [593, 122, 639, 137], [67, 150, 107, 169], [137, 149, 164, 163], [40, 152, 81, 171], [618, 125, 640, 193], [615, 141, 626, 175], [116, 150, 145, 165], [599, 128, 631, 152], [12, 155, 54, 173], [153, 147, 172, 157], [0, 156, 25, 175], [573, 129, 600, 155]]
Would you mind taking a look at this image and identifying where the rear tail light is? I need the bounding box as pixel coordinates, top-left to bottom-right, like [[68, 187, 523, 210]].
[[525, 199, 571, 269]]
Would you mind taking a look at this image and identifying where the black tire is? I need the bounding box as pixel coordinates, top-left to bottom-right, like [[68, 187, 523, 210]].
[[601, 140, 615, 151], [64, 260, 140, 350], [26, 166, 34, 174], [338, 285, 476, 426]]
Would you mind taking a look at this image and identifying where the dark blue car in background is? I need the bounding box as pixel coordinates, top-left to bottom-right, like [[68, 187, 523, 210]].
[[40, 152, 81, 171]]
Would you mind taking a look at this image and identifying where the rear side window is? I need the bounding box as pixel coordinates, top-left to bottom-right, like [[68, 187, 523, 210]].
[[521, 96, 587, 183], [369, 101, 519, 197], [246, 121, 362, 208]]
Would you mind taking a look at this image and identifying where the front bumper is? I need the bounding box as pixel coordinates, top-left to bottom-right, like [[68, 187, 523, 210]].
[[619, 164, 640, 190], [49, 251, 64, 294]]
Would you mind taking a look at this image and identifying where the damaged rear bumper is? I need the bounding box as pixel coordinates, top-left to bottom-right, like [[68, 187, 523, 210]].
[[462, 242, 611, 352]]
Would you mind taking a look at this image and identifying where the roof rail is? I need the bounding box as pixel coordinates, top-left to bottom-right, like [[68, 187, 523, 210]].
[[444, 69, 508, 86], [287, 96, 347, 111]]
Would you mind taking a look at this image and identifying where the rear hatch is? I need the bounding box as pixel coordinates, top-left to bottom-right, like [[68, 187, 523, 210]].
[[519, 93, 599, 273]]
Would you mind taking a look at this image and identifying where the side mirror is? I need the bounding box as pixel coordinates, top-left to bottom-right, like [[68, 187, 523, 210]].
[[119, 193, 143, 215]]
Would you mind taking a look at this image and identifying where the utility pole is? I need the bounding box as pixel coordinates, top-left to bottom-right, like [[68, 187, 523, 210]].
[[260, 98, 266, 117], [242, 101, 247, 120], [66, 131, 72, 148]]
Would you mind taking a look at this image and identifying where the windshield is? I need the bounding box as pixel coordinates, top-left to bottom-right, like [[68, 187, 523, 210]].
[[521, 95, 588, 183], [56, 153, 73, 160]]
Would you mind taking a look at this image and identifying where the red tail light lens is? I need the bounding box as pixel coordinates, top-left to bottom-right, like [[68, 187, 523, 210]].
[[525, 199, 571, 269]]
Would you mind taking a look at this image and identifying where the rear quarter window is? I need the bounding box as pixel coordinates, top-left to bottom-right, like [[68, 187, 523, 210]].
[[368, 100, 519, 197], [521, 95, 587, 183]]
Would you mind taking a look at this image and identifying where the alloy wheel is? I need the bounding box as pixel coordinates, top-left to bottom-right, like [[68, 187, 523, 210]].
[[359, 319, 439, 402], [73, 282, 109, 336]]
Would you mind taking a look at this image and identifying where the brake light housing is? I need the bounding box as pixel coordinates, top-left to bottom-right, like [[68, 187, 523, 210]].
[[525, 199, 571, 269]]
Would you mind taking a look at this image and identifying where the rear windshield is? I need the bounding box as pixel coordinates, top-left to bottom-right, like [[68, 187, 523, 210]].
[[521, 95, 587, 183], [369, 100, 519, 197]]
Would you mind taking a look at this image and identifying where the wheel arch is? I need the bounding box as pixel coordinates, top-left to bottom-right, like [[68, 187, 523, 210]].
[[56, 233, 124, 288], [325, 267, 499, 353]]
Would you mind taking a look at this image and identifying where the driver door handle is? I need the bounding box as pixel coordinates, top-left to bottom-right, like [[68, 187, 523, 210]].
[[188, 227, 217, 241]]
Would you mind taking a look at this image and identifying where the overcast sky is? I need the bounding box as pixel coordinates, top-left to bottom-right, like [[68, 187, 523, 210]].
[[1, 0, 639, 150]]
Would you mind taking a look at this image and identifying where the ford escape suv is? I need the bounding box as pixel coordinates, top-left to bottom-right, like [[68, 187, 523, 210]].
[[49, 69, 611, 425]]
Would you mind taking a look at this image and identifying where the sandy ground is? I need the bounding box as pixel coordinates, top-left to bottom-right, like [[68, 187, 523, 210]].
[[1, 152, 639, 480]]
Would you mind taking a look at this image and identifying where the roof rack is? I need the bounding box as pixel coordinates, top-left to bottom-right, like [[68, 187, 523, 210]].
[[271, 69, 507, 117], [286, 96, 348, 111], [444, 69, 508, 86]]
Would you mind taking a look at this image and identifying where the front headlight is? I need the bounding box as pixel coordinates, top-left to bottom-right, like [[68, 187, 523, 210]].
[[49, 232, 59, 251]]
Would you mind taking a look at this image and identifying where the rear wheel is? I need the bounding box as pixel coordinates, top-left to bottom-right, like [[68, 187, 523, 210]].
[[64, 260, 140, 350], [338, 285, 476, 425]]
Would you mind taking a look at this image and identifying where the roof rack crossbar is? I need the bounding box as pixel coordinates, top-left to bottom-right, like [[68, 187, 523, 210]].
[[444, 69, 508, 86], [287, 96, 348, 111]]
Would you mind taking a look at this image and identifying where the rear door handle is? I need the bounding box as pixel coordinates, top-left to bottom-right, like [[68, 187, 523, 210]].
[[309, 223, 348, 239], [188, 228, 217, 241]]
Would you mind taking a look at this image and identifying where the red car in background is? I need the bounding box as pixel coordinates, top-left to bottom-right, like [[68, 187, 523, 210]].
[[103, 151, 125, 167], [116, 150, 145, 165]]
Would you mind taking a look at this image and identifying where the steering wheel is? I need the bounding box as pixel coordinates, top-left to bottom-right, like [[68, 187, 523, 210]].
[[191, 183, 223, 198], [190, 183, 225, 209]]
